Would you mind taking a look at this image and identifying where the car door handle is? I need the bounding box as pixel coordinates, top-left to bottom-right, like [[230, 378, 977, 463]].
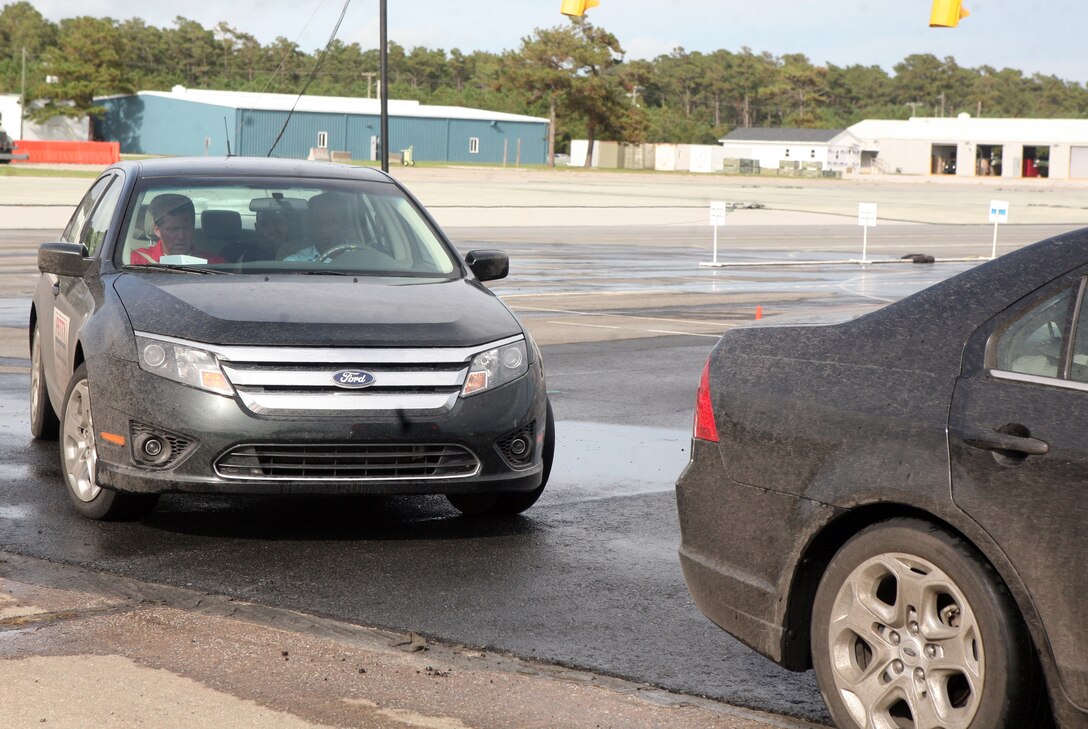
[[51, 282, 60, 296], [963, 427, 1049, 456]]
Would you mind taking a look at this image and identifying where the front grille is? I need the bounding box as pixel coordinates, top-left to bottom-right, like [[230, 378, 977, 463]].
[[215, 443, 480, 481]]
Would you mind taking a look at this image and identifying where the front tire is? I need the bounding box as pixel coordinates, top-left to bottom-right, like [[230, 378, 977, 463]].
[[30, 324, 60, 439], [60, 364, 158, 520], [447, 401, 555, 517], [811, 518, 1045, 729]]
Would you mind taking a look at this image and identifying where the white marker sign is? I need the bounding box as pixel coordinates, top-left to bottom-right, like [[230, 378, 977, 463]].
[[858, 202, 878, 227], [988, 200, 1009, 224], [989, 200, 1009, 258], [857, 203, 877, 263], [709, 201, 727, 226]]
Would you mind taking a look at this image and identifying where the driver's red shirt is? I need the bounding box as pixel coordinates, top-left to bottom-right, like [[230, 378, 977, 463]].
[[130, 239, 225, 264]]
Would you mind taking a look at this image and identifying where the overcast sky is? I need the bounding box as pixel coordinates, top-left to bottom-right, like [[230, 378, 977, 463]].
[[28, 0, 1088, 83]]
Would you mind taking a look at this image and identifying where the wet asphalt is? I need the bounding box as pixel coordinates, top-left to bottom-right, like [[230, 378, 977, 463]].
[[0, 221, 1083, 723]]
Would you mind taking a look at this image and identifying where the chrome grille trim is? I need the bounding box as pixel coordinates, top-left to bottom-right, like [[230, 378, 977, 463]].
[[235, 390, 459, 414], [134, 332, 525, 364], [133, 331, 525, 414], [215, 442, 481, 481], [221, 366, 468, 388]]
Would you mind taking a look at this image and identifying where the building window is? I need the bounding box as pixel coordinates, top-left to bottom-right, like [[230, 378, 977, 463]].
[[469, 137, 480, 154], [317, 131, 328, 149]]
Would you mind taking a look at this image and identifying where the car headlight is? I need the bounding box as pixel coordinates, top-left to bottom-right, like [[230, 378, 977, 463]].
[[462, 340, 528, 396], [135, 335, 234, 396]]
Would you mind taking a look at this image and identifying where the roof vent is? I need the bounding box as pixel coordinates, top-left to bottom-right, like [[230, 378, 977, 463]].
[[172, 85, 187, 95], [958, 112, 971, 119]]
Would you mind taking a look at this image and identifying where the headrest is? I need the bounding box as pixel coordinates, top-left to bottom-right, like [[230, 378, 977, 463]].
[[201, 210, 242, 239]]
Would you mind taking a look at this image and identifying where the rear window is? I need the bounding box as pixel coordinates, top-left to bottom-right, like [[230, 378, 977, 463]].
[[115, 176, 457, 277]]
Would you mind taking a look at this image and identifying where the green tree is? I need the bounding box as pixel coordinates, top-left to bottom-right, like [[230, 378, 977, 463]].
[[33, 16, 127, 122], [497, 25, 579, 165]]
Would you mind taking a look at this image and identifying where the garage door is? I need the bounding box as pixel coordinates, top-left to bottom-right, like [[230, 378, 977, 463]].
[[1070, 146, 1088, 178]]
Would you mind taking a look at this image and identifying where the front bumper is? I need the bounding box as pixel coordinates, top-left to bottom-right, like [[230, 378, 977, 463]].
[[92, 355, 547, 496]]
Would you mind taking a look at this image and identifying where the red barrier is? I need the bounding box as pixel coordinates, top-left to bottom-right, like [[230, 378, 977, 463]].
[[12, 140, 120, 165]]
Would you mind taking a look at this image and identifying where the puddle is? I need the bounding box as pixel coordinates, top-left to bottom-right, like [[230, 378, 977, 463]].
[[546, 421, 690, 504], [0, 504, 33, 520]]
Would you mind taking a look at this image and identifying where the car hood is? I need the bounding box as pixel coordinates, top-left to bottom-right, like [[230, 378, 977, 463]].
[[113, 273, 522, 347]]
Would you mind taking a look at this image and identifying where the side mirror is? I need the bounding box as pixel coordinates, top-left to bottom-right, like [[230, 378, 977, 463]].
[[38, 242, 91, 277], [465, 250, 509, 282]]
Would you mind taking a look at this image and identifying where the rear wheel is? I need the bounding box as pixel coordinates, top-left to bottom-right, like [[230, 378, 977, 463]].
[[30, 324, 60, 439], [60, 364, 158, 520], [447, 401, 555, 517], [811, 518, 1046, 729]]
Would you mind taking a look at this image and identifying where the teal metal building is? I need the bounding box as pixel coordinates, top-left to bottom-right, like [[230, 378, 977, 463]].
[[95, 86, 549, 165]]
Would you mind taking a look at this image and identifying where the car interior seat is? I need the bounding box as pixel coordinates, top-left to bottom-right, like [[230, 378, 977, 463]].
[[201, 210, 242, 259]]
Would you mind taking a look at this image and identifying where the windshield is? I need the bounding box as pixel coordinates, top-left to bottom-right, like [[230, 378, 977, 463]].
[[114, 176, 458, 277]]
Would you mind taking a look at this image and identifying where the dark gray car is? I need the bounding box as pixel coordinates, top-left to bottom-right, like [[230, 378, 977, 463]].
[[677, 230, 1088, 728], [30, 157, 552, 521]]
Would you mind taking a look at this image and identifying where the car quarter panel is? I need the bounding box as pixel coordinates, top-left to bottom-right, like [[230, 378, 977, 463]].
[[678, 228, 1088, 680]]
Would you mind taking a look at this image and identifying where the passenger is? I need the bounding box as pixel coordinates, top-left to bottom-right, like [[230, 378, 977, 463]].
[[283, 192, 355, 262], [225, 209, 292, 262], [255, 210, 291, 257], [131, 193, 224, 264]]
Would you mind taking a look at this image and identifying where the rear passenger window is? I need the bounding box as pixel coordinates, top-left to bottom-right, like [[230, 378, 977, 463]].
[[993, 284, 1077, 379]]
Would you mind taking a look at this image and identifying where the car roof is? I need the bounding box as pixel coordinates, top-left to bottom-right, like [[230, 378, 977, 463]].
[[109, 156, 394, 182]]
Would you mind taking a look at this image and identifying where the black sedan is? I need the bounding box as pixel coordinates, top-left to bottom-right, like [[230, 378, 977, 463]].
[[30, 157, 552, 520], [677, 231, 1088, 728]]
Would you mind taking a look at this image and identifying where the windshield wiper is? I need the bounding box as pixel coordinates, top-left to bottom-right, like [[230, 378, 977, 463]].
[[128, 264, 234, 275], [297, 270, 357, 276]]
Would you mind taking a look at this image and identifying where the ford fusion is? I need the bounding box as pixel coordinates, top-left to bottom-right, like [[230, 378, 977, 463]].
[[30, 158, 552, 521], [677, 232, 1088, 728]]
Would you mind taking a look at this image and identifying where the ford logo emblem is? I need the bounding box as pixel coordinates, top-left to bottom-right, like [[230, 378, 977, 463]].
[[331, 369, 376, 389]]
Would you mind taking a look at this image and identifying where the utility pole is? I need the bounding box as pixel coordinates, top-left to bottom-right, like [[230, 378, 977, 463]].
[[361, 71, 377, 99], [379, 0, 389, 172], [20, 47, 27, 139], [905, 101, 922, 116]]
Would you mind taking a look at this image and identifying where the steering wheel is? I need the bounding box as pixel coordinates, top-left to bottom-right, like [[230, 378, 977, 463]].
[[318, 244, 368, 263]]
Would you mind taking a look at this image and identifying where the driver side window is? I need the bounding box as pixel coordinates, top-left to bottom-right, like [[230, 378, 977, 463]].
[[62, 175, 113, 246], [993, 283, 1077, 379]]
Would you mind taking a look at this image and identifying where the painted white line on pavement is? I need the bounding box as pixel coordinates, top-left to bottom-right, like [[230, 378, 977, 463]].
[[646, 329, 722, 338], [514, 305, 734, 328], [546, 320, 620, 329]]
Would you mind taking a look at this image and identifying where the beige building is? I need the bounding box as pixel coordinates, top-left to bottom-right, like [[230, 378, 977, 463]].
[[830, 116, 1088, 180]]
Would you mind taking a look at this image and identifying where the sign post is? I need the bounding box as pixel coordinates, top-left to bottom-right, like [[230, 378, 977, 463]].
[[988, 200, 1009, 259], [709, 201, 727, 264], [857, 203, 878, 263]]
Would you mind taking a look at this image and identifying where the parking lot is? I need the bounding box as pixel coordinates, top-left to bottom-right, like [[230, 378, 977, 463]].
[[2, 167, 1085, 726]]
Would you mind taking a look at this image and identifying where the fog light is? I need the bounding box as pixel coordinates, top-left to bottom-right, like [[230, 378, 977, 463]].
[[509, 437, 529, 456], [133, 431, 173, 465]]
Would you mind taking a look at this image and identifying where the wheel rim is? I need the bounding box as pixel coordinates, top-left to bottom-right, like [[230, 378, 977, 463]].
[[30, 327, 44, 426], [62, 380, 100, 502], [826, 552, 984, 729]]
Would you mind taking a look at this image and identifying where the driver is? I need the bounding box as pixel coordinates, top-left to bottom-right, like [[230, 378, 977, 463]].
[[131, 193, 224, 264], [283, 192, 354, 262]]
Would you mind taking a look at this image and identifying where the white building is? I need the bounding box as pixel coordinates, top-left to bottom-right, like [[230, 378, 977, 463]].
[[830, 116, 1088, 179], [719, 128, 841, 171]]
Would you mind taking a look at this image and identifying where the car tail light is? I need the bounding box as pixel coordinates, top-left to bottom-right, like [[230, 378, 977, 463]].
[[694, 358, 718, 442]]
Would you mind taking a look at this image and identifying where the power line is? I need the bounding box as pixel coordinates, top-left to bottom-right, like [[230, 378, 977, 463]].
[[267, 0, 351, 157]]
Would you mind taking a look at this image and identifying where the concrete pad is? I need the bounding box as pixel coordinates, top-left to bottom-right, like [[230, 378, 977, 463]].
[[0, 558, 817, 729]]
